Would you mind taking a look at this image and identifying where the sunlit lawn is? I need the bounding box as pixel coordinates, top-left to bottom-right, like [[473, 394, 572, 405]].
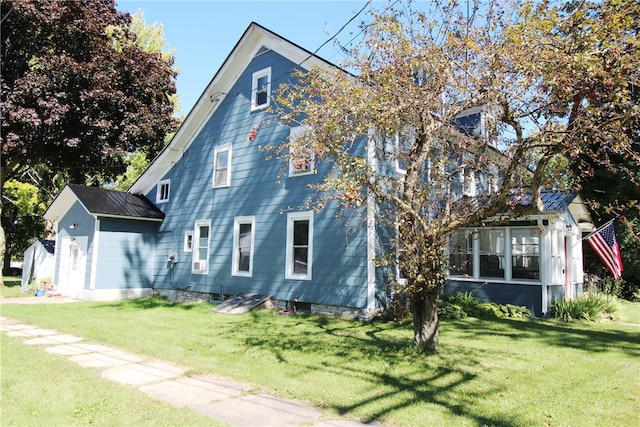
[[2, 296, 639, 426], [1, 276, 23, 298]]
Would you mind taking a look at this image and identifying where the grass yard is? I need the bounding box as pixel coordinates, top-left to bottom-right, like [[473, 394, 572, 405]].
[[1, 276, 23, 298], [1, 296, 639, 426], [0, 333, 221, 426]]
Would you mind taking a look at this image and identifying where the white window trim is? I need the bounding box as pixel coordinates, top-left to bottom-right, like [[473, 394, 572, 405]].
[[288, 126, 315, 177], [212, 144, 232, 188], [395, 133, 407, 175], [192, 219, 211, 275], [156, 179, 170, 203], [251, 67, 271, 111], [285, 211, 314, 280], [232, 216, 255, 277], [447, 227, 541, 283], [183, 231, 193, 253]]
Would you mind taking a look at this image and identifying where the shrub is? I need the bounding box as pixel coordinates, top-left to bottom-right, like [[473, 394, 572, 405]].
[[439, 292, 531, 320], [550, 293, 618, 322]]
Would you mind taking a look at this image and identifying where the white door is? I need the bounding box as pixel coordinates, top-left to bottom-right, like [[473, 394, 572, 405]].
[[57, 236, 87, 299]]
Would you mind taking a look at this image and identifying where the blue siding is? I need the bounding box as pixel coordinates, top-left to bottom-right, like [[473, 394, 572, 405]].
[[93, 218, 159, 290], [55, 201, 96, 291], [147, 50, 370, 308], [445, 280, 543, 316]]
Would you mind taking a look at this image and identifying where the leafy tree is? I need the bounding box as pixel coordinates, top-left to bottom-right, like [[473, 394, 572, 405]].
[[1, 180, 46, 273], [274, 0, 639, 351], [1, 0, 179, 272]]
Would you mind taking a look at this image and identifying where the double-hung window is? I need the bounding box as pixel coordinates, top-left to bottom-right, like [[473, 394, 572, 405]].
[[192, 220, 210, 274], [156, 179, 170, 203], [232, 216, 255, 276], [286, 211, 313, 280], [288, 126, 315, 176], [251, 67, 271, 111], [213, 145, 232, 188]]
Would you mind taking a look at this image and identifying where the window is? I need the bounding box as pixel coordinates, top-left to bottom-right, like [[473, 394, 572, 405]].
[[251, 67, 271, 110], [448, 227, 541, 282], [395, 131, 414, 174], [232, 216, 255, 276], [288, 126, 315, 176], [212, 145, 232, 188], [184, 231, 193, 252], [157, 179, 170, 203], [479, 229, 505, 278], [192, 220, 210, 274], [511, 229, 540, 279], [449, 230, 473, 277], [286, 211, 313, 280]]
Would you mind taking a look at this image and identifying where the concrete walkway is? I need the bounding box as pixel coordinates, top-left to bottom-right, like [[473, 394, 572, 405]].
[[0, 315, 382, 426]]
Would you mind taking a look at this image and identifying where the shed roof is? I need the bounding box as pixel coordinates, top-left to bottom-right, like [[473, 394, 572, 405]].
[[44, 184, 165, 222]]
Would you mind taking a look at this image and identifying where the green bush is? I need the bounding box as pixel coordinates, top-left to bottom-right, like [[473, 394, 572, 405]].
[[439, 292, 531, 320], [550, 293, 618, 322]]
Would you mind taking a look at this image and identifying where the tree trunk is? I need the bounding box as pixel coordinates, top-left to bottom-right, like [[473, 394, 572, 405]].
[[412, 293, 439, 352]]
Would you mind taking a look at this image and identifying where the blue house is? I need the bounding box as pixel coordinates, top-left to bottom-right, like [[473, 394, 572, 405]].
[[44, 23, 593, 315]]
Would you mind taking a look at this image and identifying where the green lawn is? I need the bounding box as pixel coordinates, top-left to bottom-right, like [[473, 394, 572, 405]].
[[2, 296, 639, 426], [1, 275, 23, 298]]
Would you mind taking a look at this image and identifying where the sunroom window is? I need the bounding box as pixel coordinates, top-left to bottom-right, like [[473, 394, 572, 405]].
[[479, 229, 505, 279], [511, 229, 540, 279], [449, 230, 473, 277], [448, 227, 541, 282]]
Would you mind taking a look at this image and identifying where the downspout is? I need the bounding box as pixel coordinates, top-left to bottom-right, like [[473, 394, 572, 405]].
[[366, 131, 377, 312]]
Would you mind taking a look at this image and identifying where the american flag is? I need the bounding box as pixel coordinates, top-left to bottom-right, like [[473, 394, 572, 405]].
[[586, 221, 624, 279]]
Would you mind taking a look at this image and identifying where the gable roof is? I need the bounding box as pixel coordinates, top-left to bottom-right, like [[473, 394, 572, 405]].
[[129, 22, 339, 196], [512, 190, 594, 231], [44, 184, 165, 222]]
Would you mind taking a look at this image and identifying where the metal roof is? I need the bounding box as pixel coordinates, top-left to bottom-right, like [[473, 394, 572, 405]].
[[64, 184, 164, 220]]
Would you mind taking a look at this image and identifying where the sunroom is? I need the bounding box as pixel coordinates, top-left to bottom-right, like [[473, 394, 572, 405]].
[[444, 191, 594, 316]]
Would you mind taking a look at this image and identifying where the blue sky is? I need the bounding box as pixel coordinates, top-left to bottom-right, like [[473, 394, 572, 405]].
[[116, 0, 381, 114]]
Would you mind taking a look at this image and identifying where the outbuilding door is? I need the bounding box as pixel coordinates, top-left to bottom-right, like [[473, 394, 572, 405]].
[[57, 236, 87, 299]]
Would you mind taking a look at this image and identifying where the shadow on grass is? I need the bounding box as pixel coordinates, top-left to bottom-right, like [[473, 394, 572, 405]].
[[80, 296, 637, 426], [446, 316, 640, 358], [234, 309, 638, 425], [94, 295, 202, 311]]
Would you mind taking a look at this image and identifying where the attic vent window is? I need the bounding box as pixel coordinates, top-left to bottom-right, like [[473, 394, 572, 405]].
[[251, 67, 271, 111], [255, 46, 271, 57]]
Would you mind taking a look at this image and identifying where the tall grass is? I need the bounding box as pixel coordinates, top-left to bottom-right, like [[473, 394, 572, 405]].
[[2, 296, 638, 426]]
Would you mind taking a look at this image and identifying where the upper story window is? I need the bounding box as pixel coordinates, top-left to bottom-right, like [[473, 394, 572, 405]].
[[232, 216, 255, 277], [156, 179, 170, 203], [288, 126, 315, 176], [192, 220, 211, 274], [212, 145, 232, 188], [286, 211, 314, 280], [251, 67, 271, 111]]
